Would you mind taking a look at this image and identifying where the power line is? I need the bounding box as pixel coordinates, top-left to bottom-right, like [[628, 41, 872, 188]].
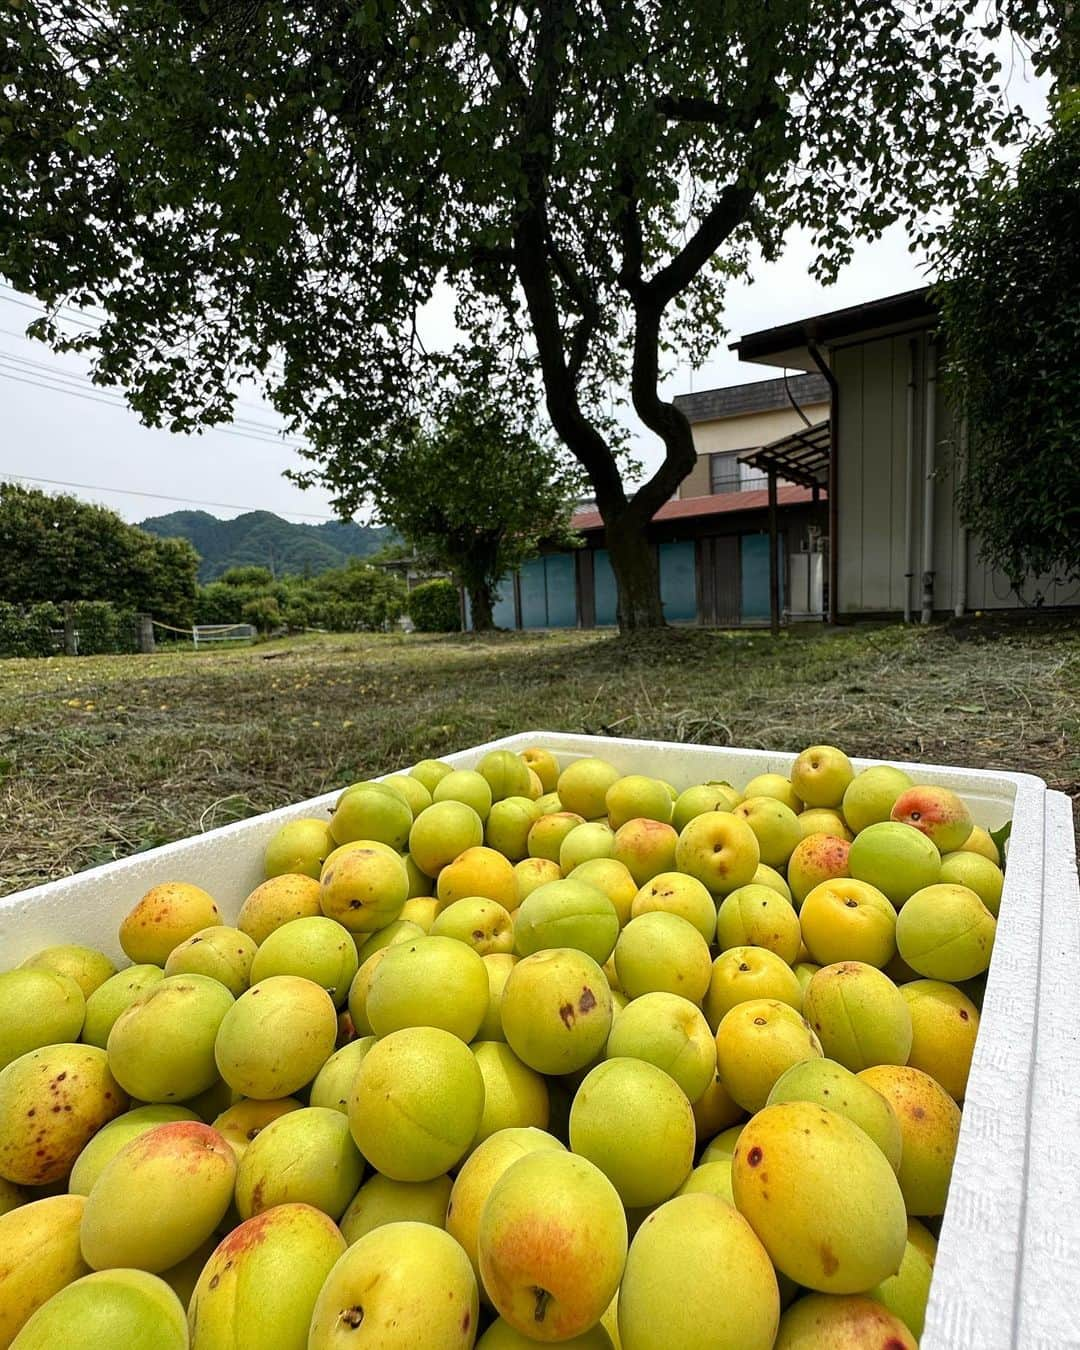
[[0, 365, 308, 451], [0, 347, 295, 437], [0, 469, 347, 522]]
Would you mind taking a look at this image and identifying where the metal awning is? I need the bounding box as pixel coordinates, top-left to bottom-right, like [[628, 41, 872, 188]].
[[739, 419, 830, 490]]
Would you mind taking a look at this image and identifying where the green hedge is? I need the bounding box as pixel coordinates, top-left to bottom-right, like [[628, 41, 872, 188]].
[[407, 579, 461, 632], [0, 602, 62, 657], [0, 601, 138, 657]]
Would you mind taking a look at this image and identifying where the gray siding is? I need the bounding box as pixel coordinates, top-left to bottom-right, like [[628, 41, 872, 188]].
[[834, 331, 1074, 615]]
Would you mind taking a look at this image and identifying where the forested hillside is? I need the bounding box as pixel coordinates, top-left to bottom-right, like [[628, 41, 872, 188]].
[[138, 509, 397, 581]]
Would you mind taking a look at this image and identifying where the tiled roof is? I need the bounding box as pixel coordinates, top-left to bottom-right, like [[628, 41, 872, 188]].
[[570, 484, 818, 533], [672, 372, 830, 424]]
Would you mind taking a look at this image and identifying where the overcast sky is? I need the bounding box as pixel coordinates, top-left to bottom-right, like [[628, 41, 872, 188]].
[[0, 45, 1046, 528]]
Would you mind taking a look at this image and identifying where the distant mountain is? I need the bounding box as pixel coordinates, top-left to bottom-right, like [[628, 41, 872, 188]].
[[138, 509, 399, 582]]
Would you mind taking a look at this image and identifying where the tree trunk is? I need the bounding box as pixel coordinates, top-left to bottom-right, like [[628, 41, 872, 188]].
[[605, 509, 665, 629], [468, 581, 496, 632]]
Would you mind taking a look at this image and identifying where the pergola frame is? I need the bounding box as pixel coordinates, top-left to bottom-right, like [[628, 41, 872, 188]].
[[740, 419, 830, 634]]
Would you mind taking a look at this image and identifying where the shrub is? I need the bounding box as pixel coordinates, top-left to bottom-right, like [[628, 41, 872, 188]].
[[69, 601, 139, 655], [241, 595, 282, 634], [0, 601, 137, 657], [0, 602, 61, 657], [408, 579, 461, 633]]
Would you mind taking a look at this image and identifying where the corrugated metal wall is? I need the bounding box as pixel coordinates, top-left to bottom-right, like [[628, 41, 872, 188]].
[[833, 332, 1074, 615]]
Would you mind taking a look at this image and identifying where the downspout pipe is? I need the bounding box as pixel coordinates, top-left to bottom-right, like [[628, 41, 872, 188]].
[[921, 338, 938, 624], [903, 339, 917, 623], [955, 417, 969, 618], [807, 336, 839, 625]]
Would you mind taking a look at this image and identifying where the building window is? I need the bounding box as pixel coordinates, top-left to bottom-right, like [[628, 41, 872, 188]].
[[710, 450, 768, 494]]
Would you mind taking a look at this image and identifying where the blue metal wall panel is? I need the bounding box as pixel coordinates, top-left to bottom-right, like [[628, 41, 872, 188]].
[[491, 575, 516, 629], [544, 554, 577, 627], [593, 549, 618, 626], [519, 558, 548, 628], [659, 541, 697, 622]]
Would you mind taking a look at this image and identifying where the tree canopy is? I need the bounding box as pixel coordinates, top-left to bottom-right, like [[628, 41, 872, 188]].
[[0, 482, 199, 625], [934, 93, 1080, 594], [372, 399, 582, 629], [0, 1, 1059, 627]]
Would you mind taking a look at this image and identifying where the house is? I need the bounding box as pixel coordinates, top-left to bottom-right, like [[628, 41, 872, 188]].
[[732, 286, 1075, 622], [674, 371, 830, 499], [478, 284, 1072, 631], [484, 374, 830, 630]]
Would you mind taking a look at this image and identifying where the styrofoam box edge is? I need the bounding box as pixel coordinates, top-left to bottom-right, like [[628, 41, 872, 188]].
[[0, 731, 1066, 1349]]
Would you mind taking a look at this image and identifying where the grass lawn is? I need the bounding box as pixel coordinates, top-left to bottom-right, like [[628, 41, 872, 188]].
[[1, 618, 1077, 896]]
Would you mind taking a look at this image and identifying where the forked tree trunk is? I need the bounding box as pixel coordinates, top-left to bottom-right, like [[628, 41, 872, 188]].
[[605, 509, 666, 629]]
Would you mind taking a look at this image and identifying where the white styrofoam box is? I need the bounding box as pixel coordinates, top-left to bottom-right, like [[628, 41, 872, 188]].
[[0, 732, 1074, 1349]]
